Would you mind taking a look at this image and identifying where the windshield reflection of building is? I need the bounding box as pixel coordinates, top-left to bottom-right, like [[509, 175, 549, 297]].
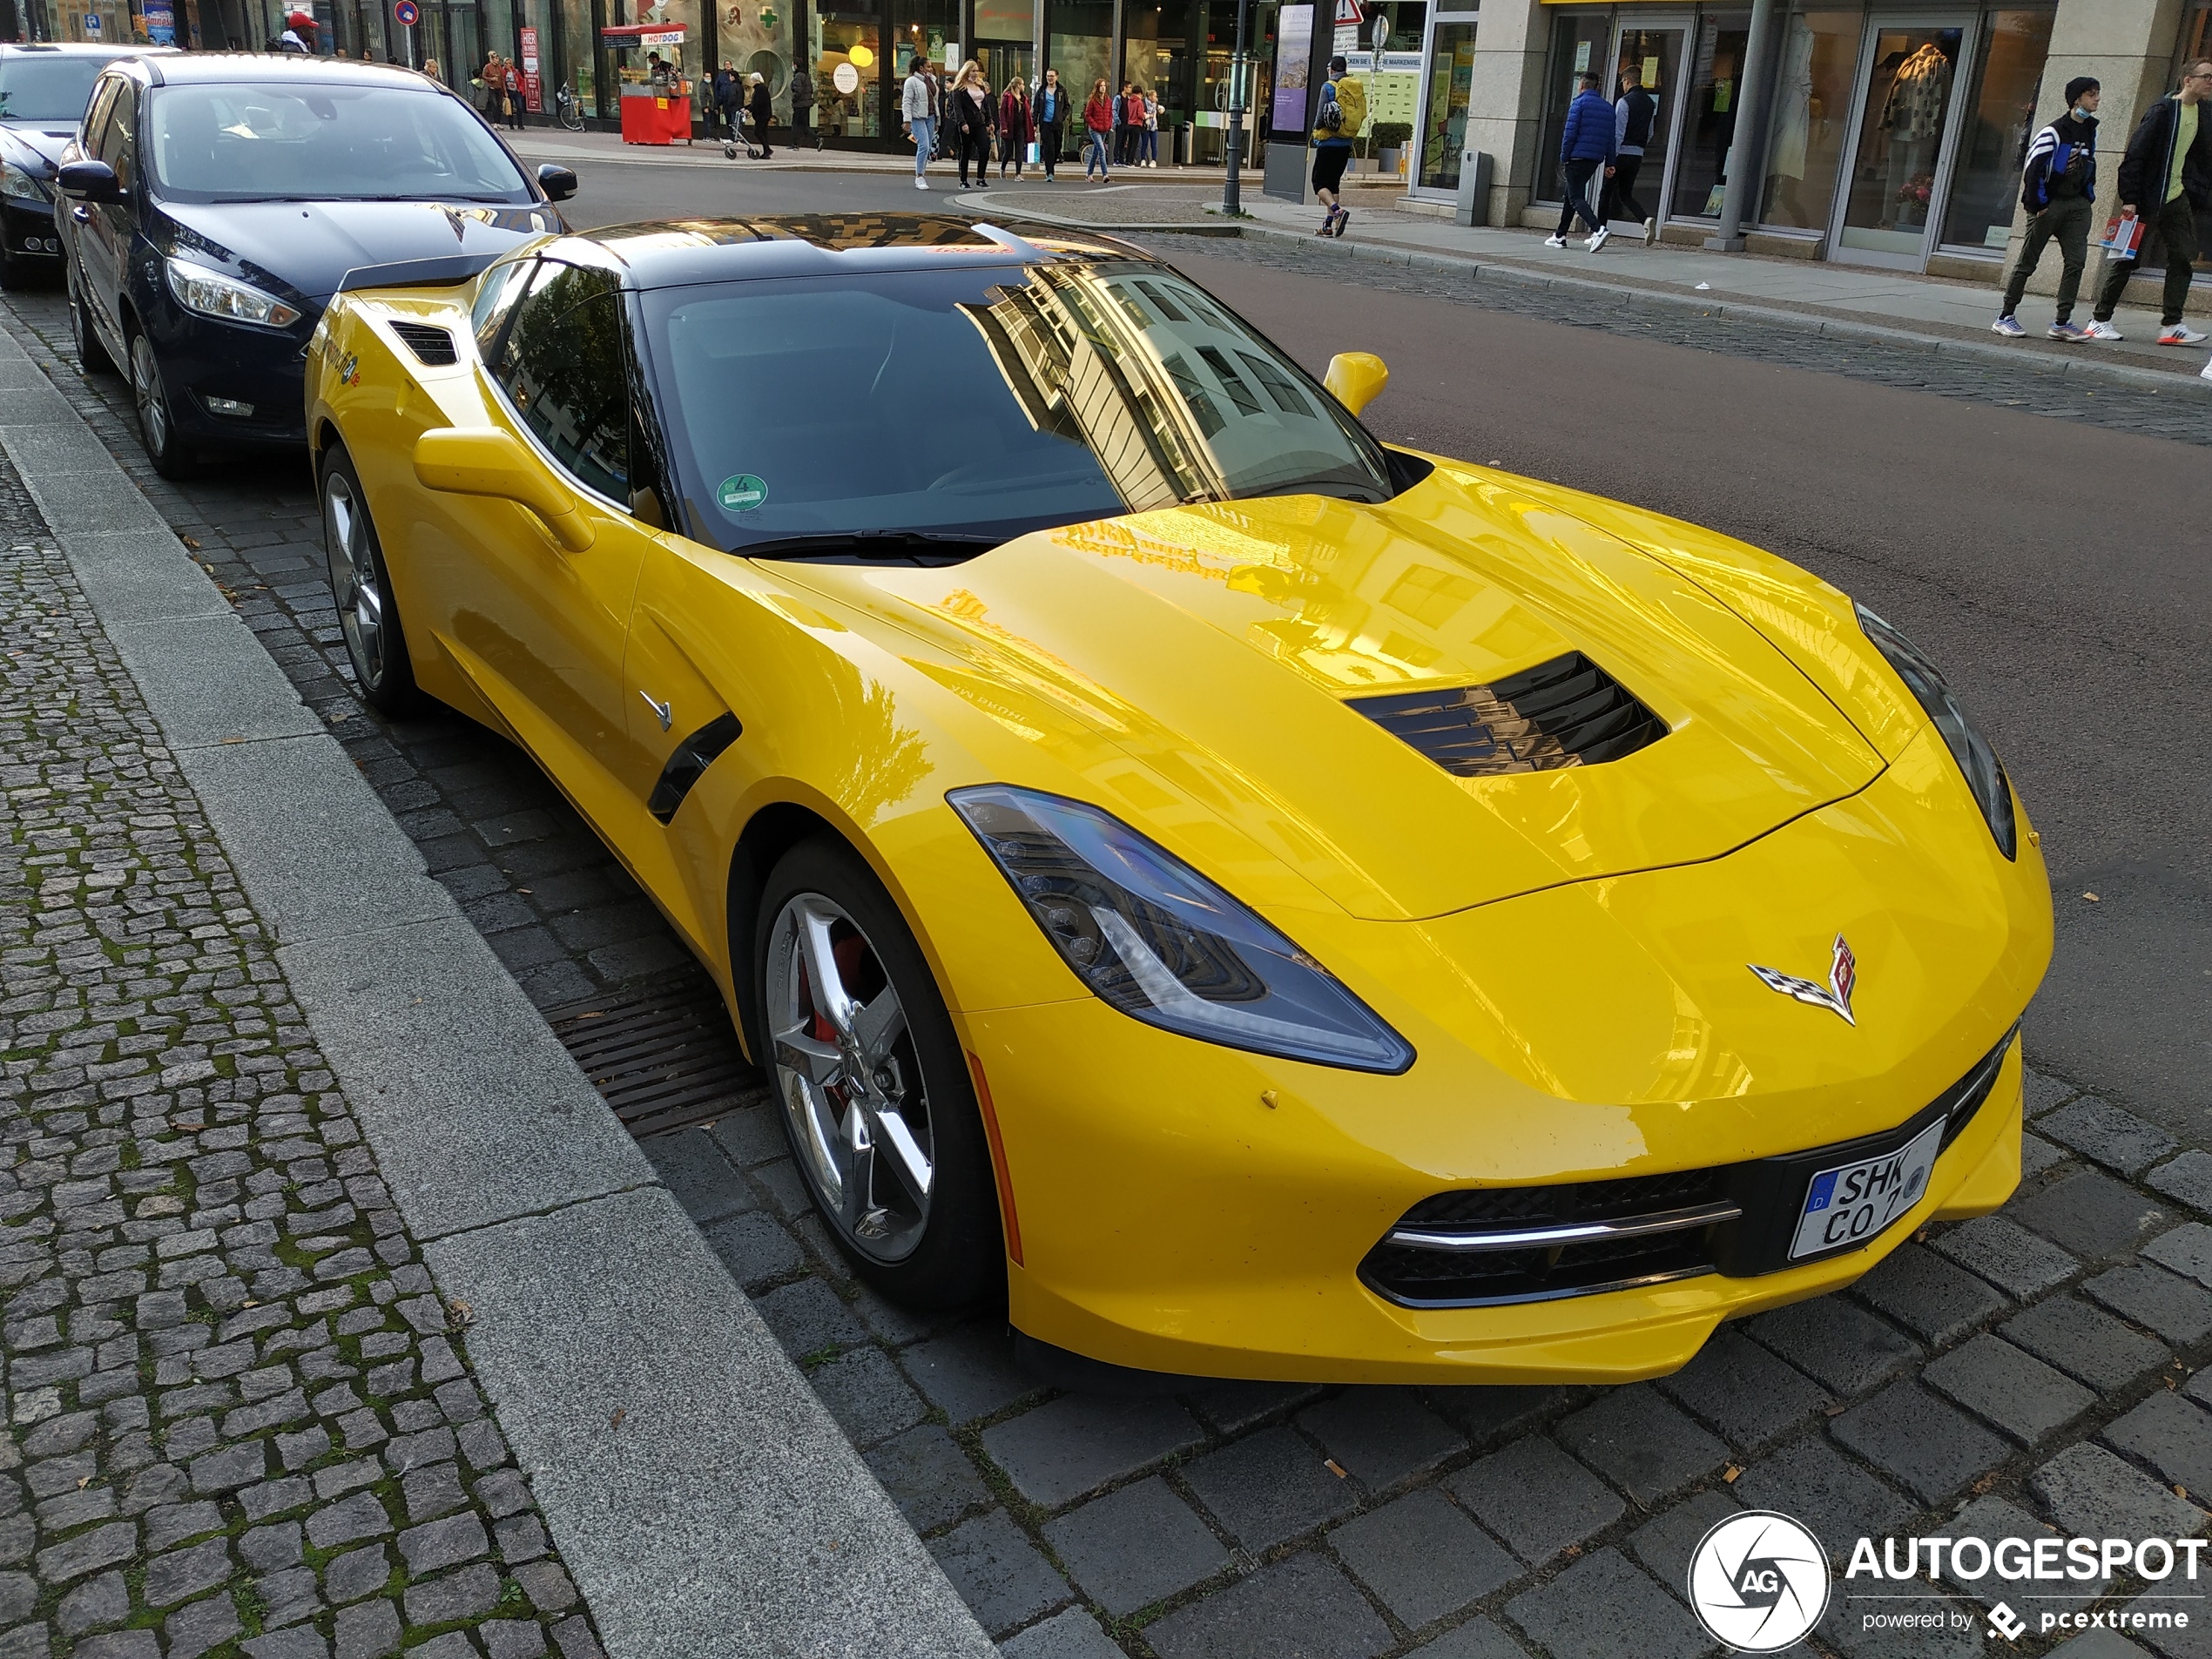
[[960, 263, 1334, 514]]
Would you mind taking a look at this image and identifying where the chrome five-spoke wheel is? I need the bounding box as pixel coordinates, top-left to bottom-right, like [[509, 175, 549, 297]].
[[765, 891, 935, 1264], [323, 468, 387, 692]]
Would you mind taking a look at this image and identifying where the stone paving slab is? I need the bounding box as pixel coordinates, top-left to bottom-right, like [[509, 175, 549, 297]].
[[9, 284, 2212, 1659]]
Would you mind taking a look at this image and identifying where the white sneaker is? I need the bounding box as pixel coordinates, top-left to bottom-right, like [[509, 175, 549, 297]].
[[2082, 320, 2122, 341], [1642, 217, 1657, 246], [2202, 355, 2212, 381], [2157, 323, 2208, 346], [914, 177, 930, 190], [1586, 226, 1611, 252], [1544, 234, 1568, 248]]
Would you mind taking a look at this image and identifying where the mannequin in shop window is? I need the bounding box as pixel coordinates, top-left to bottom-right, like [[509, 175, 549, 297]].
[[1880, 41, 1951, 229], [1764, 15, 1820, 225]]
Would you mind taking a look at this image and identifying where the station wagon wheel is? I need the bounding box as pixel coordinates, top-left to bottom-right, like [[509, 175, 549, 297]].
[[756, 837, 1002, 1308], [319, 442, 428, 718], [128, 332, 191, 479]]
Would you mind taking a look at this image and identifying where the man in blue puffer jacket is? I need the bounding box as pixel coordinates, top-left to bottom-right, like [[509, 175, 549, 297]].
[[1548, 71, 1618, 251]]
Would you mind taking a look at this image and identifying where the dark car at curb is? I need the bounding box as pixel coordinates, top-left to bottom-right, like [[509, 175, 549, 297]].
[[0, 43, 168, 287], [54, 53, 577, 476]]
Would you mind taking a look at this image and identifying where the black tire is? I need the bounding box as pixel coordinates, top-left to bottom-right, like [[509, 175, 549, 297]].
[[755, 836, 1004, 1310], [318, 442, 431, 718], [126, 328, 192, 479], [68, 275, 114, 374]]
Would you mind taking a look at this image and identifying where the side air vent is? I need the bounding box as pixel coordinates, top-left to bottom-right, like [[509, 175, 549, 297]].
[[388, 320, 458, 366], [1348, 652, 1667, 777]]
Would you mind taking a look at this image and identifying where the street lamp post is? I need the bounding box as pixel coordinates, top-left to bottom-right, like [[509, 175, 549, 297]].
[[1220, 0, 1251, 214]]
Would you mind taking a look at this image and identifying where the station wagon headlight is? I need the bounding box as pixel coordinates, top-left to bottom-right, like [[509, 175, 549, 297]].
[[165, 258, 301, 329], [949, 785, 1416, 1074], [1856, 604, 2017, 860], [1, 162, 48, 202]]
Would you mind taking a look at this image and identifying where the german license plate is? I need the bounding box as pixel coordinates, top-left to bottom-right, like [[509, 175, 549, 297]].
[[1790, 1118, 1944, 1260]]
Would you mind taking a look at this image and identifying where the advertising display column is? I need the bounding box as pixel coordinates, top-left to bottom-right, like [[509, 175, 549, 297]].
[[1262, 0, 1317, 195]]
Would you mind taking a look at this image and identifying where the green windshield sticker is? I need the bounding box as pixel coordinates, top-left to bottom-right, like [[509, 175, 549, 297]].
[[718, 474, 768, 513]]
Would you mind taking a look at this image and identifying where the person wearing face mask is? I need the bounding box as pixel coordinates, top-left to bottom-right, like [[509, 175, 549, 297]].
[[1993, 78, 2101, 341]]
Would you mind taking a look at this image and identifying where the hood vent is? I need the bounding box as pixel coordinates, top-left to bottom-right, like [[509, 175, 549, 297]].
[[388, 320, 458, 366], [1349, 652, 1666, 777]]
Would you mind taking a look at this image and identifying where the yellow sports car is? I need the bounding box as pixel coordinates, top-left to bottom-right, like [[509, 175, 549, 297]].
[[306, 215, 2051, 1385]]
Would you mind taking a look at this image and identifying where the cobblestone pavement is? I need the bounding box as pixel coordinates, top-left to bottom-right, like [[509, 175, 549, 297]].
[[0, 455, 605, 1657], [1120, 231, 2212, 451], [9, 290, 2212, 1659]]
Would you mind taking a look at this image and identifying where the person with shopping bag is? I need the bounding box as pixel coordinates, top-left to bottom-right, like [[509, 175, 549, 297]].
[[1032, 69, 1068, 181], [998, 76, 1033, 179]]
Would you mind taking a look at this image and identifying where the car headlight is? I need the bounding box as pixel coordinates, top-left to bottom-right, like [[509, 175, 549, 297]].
[[1, 162, 49, 202], [1856, 604, 2017, 860], [165, 259, 301, 329], [949, 785, 1416, 1073]]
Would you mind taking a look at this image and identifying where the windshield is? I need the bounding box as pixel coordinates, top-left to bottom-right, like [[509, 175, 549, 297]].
[[0, 54, 118, 124], [146, 82, 530, 205], [643, 260, 1397, 556]]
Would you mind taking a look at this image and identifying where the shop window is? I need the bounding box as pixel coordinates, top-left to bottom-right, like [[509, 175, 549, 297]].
[[2185, 1, 2212, 71], [896, 0, 959, 71], [723, 0, 799, 113], [817, 3, 882, 137], [1669, 12, 1750, 219], [1417, 19, 1473, 192], [1535, 10, 1610, 201], [1939, 8, 2054, 251], [1836, 25, 1965, 256], [1759, 9, 1857, 232], [1049, 0, 1115, 111]]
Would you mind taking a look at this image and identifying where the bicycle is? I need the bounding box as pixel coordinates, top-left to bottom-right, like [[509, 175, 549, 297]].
[[554, 81, 584, 132]]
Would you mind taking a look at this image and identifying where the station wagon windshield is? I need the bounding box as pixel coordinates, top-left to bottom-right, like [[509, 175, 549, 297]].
[[146, 83, 531, 205], [642, 261, 1399, 556]]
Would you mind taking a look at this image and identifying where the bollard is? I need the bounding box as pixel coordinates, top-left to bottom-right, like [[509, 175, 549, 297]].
[[1454, 150, 1493, 227]]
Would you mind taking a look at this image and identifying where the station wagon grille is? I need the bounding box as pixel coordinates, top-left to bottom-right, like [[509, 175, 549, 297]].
[[1347, 652, 1667, 777]]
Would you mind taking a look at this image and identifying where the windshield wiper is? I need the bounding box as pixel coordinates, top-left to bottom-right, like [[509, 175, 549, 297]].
[[738, 529, 1002, 564]]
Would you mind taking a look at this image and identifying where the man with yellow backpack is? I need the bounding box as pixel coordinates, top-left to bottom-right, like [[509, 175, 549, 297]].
[[1312, 55, 1366, 237]]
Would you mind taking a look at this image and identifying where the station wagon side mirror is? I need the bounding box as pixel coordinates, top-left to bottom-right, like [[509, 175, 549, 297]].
[[536, 163, 578, 202], [56, 158, 122, 205], [414, 427, 596, 553]]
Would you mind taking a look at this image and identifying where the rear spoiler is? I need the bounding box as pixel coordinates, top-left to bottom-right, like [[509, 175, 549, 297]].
[[334, 252, 502, 294]]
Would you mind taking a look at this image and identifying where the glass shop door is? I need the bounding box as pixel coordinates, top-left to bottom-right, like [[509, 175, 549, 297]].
[[1829, 15, 1979, 267], [1602, 19, 1689, 230]]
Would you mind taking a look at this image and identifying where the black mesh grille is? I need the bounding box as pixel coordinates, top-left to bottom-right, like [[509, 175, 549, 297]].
[[389, 321, 458, 366], [1348, 652, 1668, 777], [1398, 1169, 1725, 1231]]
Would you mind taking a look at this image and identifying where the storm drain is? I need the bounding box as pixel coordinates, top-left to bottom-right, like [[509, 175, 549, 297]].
[[544, 971, 765, 1139]]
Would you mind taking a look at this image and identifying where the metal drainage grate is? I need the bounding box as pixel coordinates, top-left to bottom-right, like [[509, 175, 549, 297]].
[[544, 972, 765, 1139]]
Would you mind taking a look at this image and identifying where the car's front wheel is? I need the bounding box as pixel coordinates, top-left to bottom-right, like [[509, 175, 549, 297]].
[[127, 331, 191, 478], [756, 836, 1004, 1309], [69, 276, 113, 374], [320, 442, 428, 717]]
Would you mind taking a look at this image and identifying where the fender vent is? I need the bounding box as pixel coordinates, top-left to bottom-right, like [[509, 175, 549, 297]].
[[388, 320, 458, 366], [1349, 652, 1666, 777]]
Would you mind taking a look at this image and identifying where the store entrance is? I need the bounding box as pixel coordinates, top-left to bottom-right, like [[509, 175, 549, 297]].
[[1830, 17, 1976, 266], [1602, 21, 1687, 230], [1413, 14, 1476, 194]]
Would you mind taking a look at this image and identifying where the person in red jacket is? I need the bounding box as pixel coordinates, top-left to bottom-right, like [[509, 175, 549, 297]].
[[1083, 78, 1113, 181], [998, 76, 1034, 179]]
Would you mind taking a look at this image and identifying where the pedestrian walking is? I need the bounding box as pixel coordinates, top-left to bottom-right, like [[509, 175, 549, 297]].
[[748, 71, 774, 158], [1083, 78, 1113, 179], [949, 61, 995, 186], [1310, 55, 1363, 236], [422, 57, 442, 85], [1545, 71, 1616, 250], [998, 75, 1032, 178], [790, 64, 814, 147], [1033, 69, 1067, 180], [1118, 82, 1143, 166], [2084, 59, 2212, 345], [1601, 62, 1656, 242], [475, 53, 505, 122], [502, 57, 524, 130], [1993, 77, 2101, 340], [903, 58, 936, 189], [1141, 85, 1159, 166], [923, 61, 947, 157]]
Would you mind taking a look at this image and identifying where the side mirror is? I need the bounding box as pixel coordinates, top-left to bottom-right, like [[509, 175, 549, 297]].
[[536, 163, 578, 202], [1324, 352, 1388, 416], [56, 158, 122, 204], [414, 427, 596, 552]]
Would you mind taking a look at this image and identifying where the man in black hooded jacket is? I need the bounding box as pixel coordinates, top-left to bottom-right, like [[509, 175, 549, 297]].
[[1994, 77, 2100, 340], [2084, 60, 2212, 346]]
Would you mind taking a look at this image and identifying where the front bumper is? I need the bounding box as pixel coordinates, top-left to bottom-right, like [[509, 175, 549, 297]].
[[954, 725, 2049, 1384], [140, 290, 314, 447], [2, 197, 59, 260]]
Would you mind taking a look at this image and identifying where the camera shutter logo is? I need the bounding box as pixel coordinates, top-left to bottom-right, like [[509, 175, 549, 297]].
[[1687, 1511, 1831, 1652]]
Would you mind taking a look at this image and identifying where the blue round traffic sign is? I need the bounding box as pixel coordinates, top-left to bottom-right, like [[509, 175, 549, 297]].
[[393, 2, 419, 24]]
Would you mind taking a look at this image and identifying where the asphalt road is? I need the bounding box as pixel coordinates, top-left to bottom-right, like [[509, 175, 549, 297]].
[[583, 158, 2212, 1134]]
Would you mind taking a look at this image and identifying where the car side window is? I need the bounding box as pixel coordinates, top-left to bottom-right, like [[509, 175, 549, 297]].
[[470, 257, 534, 361], [491, 260, 631, 505], [93, 80, 138, 192], [80, 78, 119, 152]]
